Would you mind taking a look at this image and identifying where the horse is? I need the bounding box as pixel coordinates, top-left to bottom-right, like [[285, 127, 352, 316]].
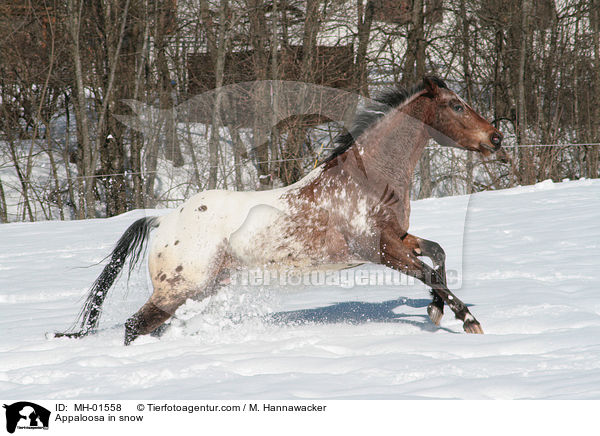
[[58, 76, 502, 345]]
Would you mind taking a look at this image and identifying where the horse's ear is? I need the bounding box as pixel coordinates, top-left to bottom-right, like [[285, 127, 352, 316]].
[[423, 76, 440, 97]]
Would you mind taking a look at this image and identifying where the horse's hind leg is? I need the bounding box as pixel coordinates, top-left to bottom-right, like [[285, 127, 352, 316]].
[[401, 234, 448, 326], [124, 269, 226, 345], [124, 280, 213, 345], [124, 301, 172, 345]]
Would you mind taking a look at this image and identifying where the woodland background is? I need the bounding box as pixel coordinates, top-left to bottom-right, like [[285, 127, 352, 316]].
[[0, 0, 598, 222]]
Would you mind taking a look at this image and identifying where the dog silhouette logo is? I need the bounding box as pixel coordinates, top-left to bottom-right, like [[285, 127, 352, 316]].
[[3, 402, 50, 433]]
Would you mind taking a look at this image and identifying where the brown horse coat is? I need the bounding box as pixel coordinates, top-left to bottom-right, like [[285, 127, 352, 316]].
[[61, 77, 502, 344]]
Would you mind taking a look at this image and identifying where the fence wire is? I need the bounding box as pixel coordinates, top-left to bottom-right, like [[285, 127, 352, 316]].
[[3, 142, 599, 183]]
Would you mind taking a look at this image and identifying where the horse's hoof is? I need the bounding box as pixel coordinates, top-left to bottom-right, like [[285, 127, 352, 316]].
[[124, 328, 139, 346], [463, 319, 484, 334], [427, 303, 443, 326], [124, 331, 138, 346]]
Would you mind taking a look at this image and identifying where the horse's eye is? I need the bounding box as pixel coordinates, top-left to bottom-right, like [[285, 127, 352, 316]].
[[452, 104, 464, 113]]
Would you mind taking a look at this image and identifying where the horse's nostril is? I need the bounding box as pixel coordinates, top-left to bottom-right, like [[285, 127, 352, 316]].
[[490, 133, 502, 147]]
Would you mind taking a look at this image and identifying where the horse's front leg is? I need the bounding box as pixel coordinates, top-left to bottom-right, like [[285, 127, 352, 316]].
[[401, 233, 446, 325], [379, 229, 483, 334]]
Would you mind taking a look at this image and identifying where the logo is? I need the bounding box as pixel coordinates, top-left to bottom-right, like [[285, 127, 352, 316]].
[[3, 402, 50, 434]]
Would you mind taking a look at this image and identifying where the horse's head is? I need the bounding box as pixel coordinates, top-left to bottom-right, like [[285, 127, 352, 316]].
[[422, 76, 502, 156]]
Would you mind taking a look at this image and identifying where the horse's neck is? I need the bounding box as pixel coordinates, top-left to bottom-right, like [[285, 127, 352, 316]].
[[353, 98, 431, 194], [299, 96, 431, 222]]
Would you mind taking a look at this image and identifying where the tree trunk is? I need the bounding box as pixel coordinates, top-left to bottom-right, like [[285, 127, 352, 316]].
[[590, 0, 600, 178], [460, 0, 473, 193], [279, 0, 320, 185], [228, 125, 246, 190], [516, 0, 533, 185], [67, 0, 95, 218], [0, 177, 7, 223], [404, 0, 430, 199], [403, 0, 425, 86], [356, 0, 374, 96], [44, 125, 65, 220], [248, 0, 271, 190], [130, 9, 150, 208], [63, 93, 78, 218], [155, 1, 183, 169], [207, 0, 230, 189]]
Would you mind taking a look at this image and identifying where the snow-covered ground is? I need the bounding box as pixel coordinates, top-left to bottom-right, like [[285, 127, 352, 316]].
[[1, 179, 599, 399]]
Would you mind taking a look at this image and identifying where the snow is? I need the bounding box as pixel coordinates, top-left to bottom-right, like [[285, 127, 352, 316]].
[[1, 179, 599, 399]]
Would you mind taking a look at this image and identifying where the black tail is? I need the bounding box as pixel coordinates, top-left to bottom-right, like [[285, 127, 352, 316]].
[[59, 216, 160, 337]]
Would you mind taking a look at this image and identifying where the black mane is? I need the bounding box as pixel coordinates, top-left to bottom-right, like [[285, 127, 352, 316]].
[[322, 76, 447, 164]]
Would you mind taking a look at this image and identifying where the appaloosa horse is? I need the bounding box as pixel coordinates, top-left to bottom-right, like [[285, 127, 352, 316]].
[[59, 76, 502, 345]]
